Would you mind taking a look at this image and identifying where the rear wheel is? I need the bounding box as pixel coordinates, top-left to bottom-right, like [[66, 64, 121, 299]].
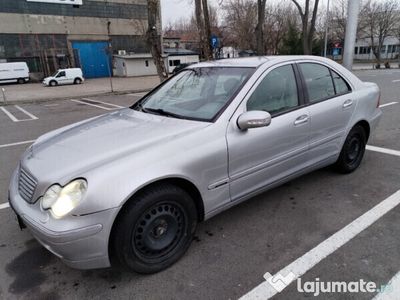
[[17, 78, 25, 84], [49, 80, 57, 87], [74, 78, 82, 84], [111, 184, 197, 274], [334, 125, 366, 173]]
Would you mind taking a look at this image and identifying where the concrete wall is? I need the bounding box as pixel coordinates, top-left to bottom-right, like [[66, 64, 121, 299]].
[[167, 55, 199, 73], [0, 13, 148, 36], [114, 56, 156, 77]]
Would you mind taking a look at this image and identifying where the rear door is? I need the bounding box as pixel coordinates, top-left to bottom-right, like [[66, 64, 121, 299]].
[[297, 62, 355, 164], [226, 63, 311, 201]]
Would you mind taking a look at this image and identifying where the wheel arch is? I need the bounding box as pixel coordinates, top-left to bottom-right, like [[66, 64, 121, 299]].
[[354, 120, 370, 141], [108, 176, 204, 265]]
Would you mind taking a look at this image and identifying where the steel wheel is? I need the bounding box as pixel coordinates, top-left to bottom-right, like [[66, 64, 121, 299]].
[[335, 125, 366, 173], [111, 184, 197, 274], [132, 202, 187, 262]]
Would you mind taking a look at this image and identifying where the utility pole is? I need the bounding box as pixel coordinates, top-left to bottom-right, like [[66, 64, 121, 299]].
[[323, 0, 330, 57], [343, 0, 360, 70]]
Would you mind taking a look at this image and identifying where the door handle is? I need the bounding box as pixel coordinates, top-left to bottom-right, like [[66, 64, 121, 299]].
[[343, 99, 353, 108], [294, 115, 309, 126]]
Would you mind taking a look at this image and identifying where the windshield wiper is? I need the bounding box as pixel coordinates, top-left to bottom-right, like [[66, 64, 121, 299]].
[[143, 107, 185, 119]]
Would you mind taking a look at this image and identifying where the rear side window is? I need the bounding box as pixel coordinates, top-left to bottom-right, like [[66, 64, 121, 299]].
[[331, 70, 351, 95], [299, 63, 335, 102], [247, 64, 299, 115]]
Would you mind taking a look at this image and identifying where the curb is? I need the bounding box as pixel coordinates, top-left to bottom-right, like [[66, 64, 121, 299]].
[[0, 88, 152, 106]]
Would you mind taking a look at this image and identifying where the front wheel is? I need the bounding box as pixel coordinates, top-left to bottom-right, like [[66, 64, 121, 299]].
[[334, 125, 366, 173], [111, 184, 197, 274], [49, 80, 57, 87], [74, 78, 82, 84]]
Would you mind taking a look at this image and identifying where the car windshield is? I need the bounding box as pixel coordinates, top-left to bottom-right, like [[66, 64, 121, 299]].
[[134, 67, 254, 121]]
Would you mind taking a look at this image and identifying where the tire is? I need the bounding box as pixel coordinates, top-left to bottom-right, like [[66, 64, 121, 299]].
[[17, 78, 25, 84], [111, 184, 197, 274], [334, 125, 366, 173], [49, 80, 57, 87], [74, 78, 82, 84]]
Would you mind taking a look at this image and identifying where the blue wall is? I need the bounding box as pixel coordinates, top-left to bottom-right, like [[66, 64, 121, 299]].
[[72, 41, 111, 78]]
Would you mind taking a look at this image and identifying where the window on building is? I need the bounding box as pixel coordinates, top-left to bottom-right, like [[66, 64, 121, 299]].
[[170, 59, 180, 67], [145, 60, 149, 67], [381, 45, 386, 53], [354, 47, 358, 54], [390, 44, 397, 53]]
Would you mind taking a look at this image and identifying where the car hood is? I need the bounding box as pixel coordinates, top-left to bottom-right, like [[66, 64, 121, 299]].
[[23, 108, 210, 181]]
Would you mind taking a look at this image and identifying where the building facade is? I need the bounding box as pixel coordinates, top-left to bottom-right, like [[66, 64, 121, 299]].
[[0, 0, 150, 79], [354, 37, 400, 61]]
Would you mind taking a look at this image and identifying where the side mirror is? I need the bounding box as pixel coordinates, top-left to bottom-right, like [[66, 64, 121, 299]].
[[237, 111, 271, 130]]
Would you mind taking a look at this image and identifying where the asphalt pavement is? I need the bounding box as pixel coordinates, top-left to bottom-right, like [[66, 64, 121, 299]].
[[0, 70, 400, 300]]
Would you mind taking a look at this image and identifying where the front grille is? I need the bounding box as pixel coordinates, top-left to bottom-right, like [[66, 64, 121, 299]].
[[18, 167, 37, 203]]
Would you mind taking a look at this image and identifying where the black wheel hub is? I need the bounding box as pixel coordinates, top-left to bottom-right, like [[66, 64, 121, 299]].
[[346, 136, 361, 163], [132, 202, 186, 260]]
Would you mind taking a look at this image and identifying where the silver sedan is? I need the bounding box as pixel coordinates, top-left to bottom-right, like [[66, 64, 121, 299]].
[[8, 56, 382, 273]]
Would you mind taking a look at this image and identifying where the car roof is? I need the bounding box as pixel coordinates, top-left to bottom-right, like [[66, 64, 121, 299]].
[[187, 55, 334, 68]]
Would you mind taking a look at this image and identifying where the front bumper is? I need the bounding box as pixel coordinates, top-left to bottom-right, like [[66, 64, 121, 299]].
[[8, 169, 120, 269]]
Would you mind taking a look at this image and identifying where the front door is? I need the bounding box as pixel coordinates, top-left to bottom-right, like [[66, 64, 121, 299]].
[[226, 63, 311, 201]]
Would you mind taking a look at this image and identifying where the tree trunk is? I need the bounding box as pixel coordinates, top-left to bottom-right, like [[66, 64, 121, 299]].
[[256, 0, 267, 55], [307, 0, 320, 54], [202, 0, 213, 60], [147, 0, 167, 82], [301, 16, 310, 54], [194, 0, 207, 60]]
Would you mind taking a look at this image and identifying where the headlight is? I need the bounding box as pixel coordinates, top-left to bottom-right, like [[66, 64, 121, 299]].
[[41, 179, 87, 218]]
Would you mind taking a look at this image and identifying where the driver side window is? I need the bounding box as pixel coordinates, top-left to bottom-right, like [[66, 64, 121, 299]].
[[247, 65, 299, 115], [56, 71, 66, 78]]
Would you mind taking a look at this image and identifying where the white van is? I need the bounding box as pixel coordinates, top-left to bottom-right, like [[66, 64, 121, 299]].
[[43, 68, 84, 87], [0, 62, 30, 84]]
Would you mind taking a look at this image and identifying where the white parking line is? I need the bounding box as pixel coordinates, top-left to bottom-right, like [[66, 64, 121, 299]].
[[392, 79, 400, 83], [379, 102, 398, 108], [240, 190, 400, 300], [367, 145, 400, 157], [15, 105, 38, 120], [0, 140, 35, 149], [81, 98, 124, 108], [0, 202, 10, 210], [373, 271, 400, 299], [70, 99, 113, 111], [0, 105, 38, 122], [0, 107, 19, 122]]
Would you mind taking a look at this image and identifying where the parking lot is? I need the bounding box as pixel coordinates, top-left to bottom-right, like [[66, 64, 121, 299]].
[[0, 69, 400, 299]]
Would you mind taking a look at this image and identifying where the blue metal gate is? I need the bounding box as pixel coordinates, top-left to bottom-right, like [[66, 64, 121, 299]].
[[72, 41, 111, 78]]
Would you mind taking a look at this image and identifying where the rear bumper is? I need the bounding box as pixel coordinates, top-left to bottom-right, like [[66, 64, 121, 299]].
[[8, 169, 119, 270], [369, 108, 382, 133]]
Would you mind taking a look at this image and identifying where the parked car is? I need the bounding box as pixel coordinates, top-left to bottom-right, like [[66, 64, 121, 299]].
[[43, 68, 84, 86], [9, 56, 381, 273], [172, 62, 195, 74], [0, 62, 30, 84]]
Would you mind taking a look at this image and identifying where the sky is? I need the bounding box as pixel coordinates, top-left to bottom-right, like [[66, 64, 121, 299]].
[[159, 0, 374, 28], [160, 0, 219, 27]]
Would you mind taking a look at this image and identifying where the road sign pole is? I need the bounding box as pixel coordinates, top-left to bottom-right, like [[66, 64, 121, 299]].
[[343, 0, 361, 70]]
